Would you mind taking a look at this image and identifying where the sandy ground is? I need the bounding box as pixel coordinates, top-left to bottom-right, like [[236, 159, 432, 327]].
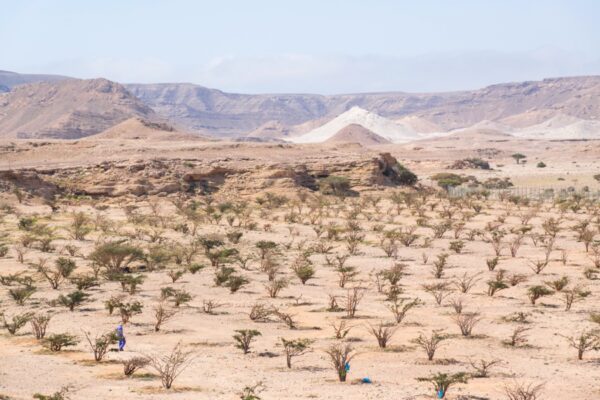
[[2, 133, 599, 191], [0, 136, 599, 399]]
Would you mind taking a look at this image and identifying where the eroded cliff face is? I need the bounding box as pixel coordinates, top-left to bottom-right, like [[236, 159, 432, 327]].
[[0, 153, 415, 199], [126, 76, 600, 136]]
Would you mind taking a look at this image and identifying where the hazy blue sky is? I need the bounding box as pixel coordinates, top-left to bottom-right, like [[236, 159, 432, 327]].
[[2, 0, 599, 93]]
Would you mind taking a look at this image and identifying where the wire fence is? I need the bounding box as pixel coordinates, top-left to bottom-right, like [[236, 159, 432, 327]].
[[448, 186, 600, 201]]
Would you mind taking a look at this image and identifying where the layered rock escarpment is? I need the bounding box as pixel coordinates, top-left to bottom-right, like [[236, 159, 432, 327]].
[[0, 153, 416, 199]]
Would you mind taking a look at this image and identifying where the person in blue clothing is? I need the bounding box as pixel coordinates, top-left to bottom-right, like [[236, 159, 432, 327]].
[[116, 324, 126, 351], [437, 389, 445, 398]]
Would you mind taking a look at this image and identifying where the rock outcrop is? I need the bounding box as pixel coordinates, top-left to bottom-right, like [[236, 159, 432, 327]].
[[0, 153, 416, 199]]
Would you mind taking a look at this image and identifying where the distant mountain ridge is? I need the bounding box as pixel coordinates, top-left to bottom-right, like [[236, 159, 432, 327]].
[[1, 70, 600, 140], [0, 70, 70, 89], [126, 76, 600, 137]]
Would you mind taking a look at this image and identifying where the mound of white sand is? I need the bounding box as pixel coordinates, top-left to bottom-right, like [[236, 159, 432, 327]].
[[395, 115, 442, 134], [513, 114, 600, 140], [450, 119, 515, 134], [290, 106, 420, 143]]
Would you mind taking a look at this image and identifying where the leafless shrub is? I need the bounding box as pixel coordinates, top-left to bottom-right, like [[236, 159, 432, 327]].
[[560, 330, 600, 360], [504, 326, 530, 348], [412, 330, 449, 360], [422, 281, 452, 305], [380, 240, 398, 258], [560, 249, 567, 265], [259, 254, 280, 281], [542, 217, 561, 238], [468, 358, 502, 378], [453, 312, 481, 336], [325, 343, 356, 382], [30, 313, 52, 339], [503, 381, 545, 400], [83, 330, 118, 362], [509, 234, 524, 257], [453, 272, 480, 294], [450, 297, 464, 314], [367, 322, 397, 348], [345, 230, 365, 255], [265, 278, 288, 298], [387, 297, 420, 324], [32, 386, 70, 400], [14, 244, 28, 264], [344, 287, 365, 318], [239, 382, 265, 400], [275, 310, 297, 329], [327, 294, 343, 311], [249, 303, 274, 322], [431, 220, 452, 239], [331, 320, 353, 339], [153, 301, 178, 332], [487, 231, 505, 256], [561, 286, 590, 311], [199, 299, 220, 314], [122, 356, 149, 376], [147, 342, 195, 389], [529, 260, 548, 275]]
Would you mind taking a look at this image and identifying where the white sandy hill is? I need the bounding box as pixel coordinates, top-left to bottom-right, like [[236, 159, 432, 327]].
[[512, 114, 600, 140], [290, 106, 420, 143], [395, 115, 442, 134], [450, 119, 515, 134], [325, 123, 391, 146]]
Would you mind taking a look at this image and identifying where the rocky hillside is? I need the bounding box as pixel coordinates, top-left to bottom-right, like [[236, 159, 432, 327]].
[[125, 83, 332, 137], [0, 78, 156, 139], [0, 70, 69, 89], [412, 76, 600, 129], [127, 76, 600, 136], [1, 70, 599, 139]]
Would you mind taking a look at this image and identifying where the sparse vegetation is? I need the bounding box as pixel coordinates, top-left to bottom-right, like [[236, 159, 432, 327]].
[[0, 158, 597, 398], [147, 343, 194, 389], [234, 329, 261, 354]]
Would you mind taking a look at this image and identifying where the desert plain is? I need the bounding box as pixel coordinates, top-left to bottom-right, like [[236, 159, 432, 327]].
[[0, 131, 600, 400]]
